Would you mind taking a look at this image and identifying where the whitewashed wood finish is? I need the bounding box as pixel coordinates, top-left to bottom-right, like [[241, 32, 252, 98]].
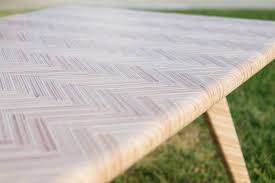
[[0, 6, 275, 183], [204, 98, 250, 183]]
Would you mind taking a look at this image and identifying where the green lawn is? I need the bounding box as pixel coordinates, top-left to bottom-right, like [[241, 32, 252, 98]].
[[113, 9, 275, 183], [0, 9, 32, 17], [0, 8, 274, 183], [151, 9, 275, 21]]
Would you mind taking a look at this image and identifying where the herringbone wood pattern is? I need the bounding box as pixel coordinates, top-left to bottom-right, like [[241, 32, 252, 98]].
[[0, 6, 275, 183]]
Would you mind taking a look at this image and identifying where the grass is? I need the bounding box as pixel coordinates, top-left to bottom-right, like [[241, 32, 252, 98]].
[[112, 9, 275, 183], [0, 8, 274, 183], [151, 9, 275, 21], [0, 9, 34, 17], [0, 11, 14, 17]]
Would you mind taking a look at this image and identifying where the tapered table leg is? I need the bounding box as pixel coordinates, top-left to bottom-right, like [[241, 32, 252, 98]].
[[203, 98, 250, 183]]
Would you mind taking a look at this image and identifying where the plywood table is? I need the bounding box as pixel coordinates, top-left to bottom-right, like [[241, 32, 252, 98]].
[[0, 6, 274, 183]]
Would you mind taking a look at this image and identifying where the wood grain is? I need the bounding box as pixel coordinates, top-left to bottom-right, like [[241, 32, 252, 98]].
[[204, 98, 250, 183], [0, 6, 274, 183]]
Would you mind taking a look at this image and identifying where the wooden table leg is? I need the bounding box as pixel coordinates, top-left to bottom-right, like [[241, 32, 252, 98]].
[[203, 98, 251, 183]]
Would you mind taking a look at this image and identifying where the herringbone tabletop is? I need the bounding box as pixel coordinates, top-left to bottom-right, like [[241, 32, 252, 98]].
[[0, 6, 275, 183]]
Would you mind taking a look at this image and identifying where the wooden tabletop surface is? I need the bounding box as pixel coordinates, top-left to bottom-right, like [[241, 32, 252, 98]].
[[0, 6, 274, 183]]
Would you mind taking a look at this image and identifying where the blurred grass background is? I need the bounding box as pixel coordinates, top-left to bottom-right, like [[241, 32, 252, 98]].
[[0, 8, 274, 183], [0, 9, 35, 17]]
